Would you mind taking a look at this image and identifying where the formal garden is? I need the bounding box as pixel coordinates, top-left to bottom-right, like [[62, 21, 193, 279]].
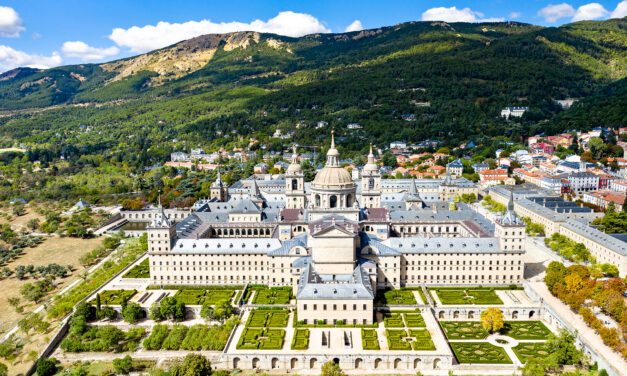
[[431, 288, 503, 305], [361, 329, 380, 350], [122, 258, 150, 278], [291, 329, 310, 350], [449, 342, 512, 364]]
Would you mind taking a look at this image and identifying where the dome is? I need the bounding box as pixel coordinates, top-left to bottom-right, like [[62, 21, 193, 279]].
[[312, 166, 354, 187]]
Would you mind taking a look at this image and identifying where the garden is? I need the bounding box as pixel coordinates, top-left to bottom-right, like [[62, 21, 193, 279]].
[[376, 289, 417, 305], [432, 288, 503, 305], [246, 309, 289, 328], [291, 329, 310, 350], [361, 329, 380, 350], [95, 289, 137, 305], [173, 289, 234, 305], [251, 287, 292, 305], [450, 342, 512, 364], [512, 342, 554, 364], [500, 321, 552, 340], [440, 321, 488, 340], [122, 258, 150, 278]]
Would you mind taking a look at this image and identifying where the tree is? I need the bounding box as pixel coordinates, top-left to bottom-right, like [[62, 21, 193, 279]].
[[170, 353, 212, 376], [36, 357, 57, 376], [122, 302, 144, 324], [321, 360, 346, 376], [113, 355, 133, 375], [480, 307, 504, 333]]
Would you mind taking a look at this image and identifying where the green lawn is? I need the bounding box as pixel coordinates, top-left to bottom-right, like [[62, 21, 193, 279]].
[[291, 329, 309, 350], [237, 327, 285, 350], [512, 342, 554, 364], [377, 289, 417, 305], [174, 289, 234, 305], [440, 321, 489, 340], [252, 287, 292, 305], [361, 329, 380, 350], [450, 342, 513, 364], [433, 289, 503, 305], [123, 258, 150, 278], [500, 321, 552, 340], [246, 309, 289, 328], [95, 289, 137, 305]]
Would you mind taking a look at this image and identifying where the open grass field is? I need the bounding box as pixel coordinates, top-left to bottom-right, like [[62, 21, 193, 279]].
[[440, 321, 489, 340], [432, 289, 503, 305], [512, 342, 553, 363], [361, 329, 380, 350], [251, 287, 291, 305], [450, 342, 513, 364], [246, 309, 289, 328], [500, 321, 552, 340], [291, 328, 309, 350]]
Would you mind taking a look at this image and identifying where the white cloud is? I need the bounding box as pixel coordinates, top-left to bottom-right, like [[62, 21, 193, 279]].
[[0, 6, 25, 37], [572, 3, 609, 21], [509, 12, 522, 20], [421, 6, 503, 23], [0, 45, 61, 73], [610, 0, 627, 18], [109, 11, 330, 53], [344, 20, 363, 32], [62, 41, 119, 62], [538, 3, 575, 22]]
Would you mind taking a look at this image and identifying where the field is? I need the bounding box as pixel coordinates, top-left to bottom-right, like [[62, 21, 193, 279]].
[[173, 289, 234, 305], [432, 289, 503, 305], [96, 289, 137, 305], [377, 289, 417, 305], [450, 342, 513, 364], [440, 321, 489, 340], [291, 329, 310, 350], [246, 309, 289, 328], [500, 321, 552, 340], [251, 287, 291, 305], [361, 329, 380, 350], [513, 342, 554, 363], [123, 258, 149, 278]]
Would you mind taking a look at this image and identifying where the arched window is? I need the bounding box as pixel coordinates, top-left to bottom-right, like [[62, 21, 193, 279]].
[[330, 195, 338, 208]]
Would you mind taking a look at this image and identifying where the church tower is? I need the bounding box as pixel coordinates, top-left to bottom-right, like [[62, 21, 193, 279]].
[[360, 144, 381, 208], [494, 190, 525, 251], [285, 145, 306, 209], [147, 197, 177, 253], [210, 168, 228, 202]]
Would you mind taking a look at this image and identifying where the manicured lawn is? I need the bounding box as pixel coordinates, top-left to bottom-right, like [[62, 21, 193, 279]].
[[237, 327, 285, 350], [384, 313, 405, 328], [500, 321, 552, 340], [291, 329, 309, 350], [252, 287, 292, 305], [123, 258, 150, 278], [409, 329, 435, 351], [513, 342, 554, 363], [440, 321, 489, 340], [174, 289, 234, 305], [386, 329, 412, 350], [361, 329, 380, 350], [96, 289, 137, 305], [404, 313, 425, 327], [450, 342, 512, 364], [433, 289, 503, 305], [246, 309, 289, 328], [377, 289, 417, 305]]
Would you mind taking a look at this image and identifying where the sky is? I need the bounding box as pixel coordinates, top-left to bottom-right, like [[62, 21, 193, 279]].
[[0, 0, 626, 73]]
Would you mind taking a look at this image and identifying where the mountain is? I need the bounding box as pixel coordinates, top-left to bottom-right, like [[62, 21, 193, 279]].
[[0, 18, 625, 160]]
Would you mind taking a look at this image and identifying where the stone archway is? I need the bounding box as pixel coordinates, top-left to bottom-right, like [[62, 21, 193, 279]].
[[310, 358, 317, 369], [291, 358, 298, 369], [233, 358, 239, 369], [355, 358, 363, 369], [252, 358, 259, 369]]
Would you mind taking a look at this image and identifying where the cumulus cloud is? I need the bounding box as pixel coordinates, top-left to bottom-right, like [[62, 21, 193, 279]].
[[0, 6, 25, 37], [344, 20, 363, 32], [62, 41, 119, 62], [0, 45, 61, 73], [572, 3, 609, 21], [610, 0, 627, 18], [109, 11, 330, 53], [538, 3, 576, 22], [421, 6, 503, 23]]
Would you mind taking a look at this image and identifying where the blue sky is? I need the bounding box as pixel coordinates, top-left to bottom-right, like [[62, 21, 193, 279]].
[[0, 0, 625, 72]]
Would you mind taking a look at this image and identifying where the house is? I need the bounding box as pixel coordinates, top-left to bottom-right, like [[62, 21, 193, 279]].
[[447, 159, 464, 177], [500, 106, 528, 118]]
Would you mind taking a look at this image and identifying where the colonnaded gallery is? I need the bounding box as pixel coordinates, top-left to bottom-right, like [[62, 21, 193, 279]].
[[147, 132, 526, 325]]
